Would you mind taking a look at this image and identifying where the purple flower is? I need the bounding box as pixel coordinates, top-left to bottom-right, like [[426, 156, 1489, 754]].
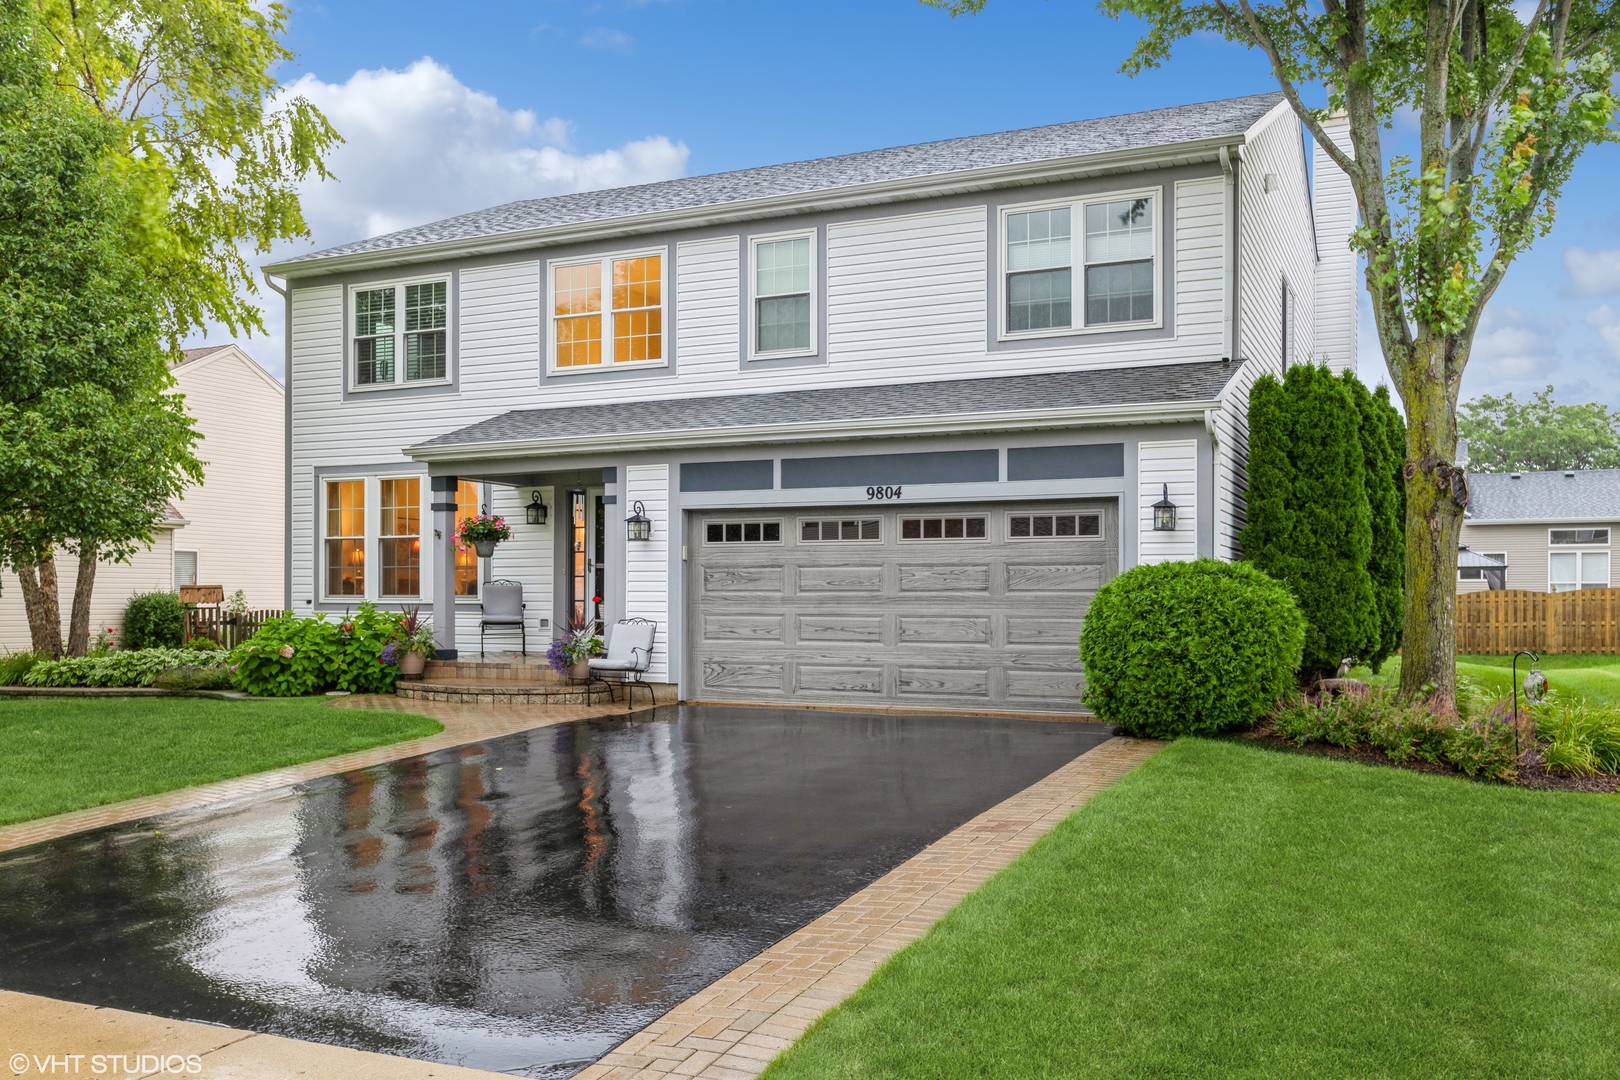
[[380, 644, 399, 664]]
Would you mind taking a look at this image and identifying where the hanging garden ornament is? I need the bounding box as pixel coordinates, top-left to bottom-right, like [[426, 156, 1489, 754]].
[[1523, 667, 1548, 704]]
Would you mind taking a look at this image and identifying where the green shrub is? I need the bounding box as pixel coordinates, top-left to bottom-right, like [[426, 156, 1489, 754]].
[[122, 592, 186, 650], [1537, 700, 1620, 774], [183, 635, 223, 651], [1276, 688, 1521, 782], [153, 663, 236, 691], [0, 651, 42, 686], [1080, 559, 1305, 738], [1275, 687, 1383, 747], [1446, 709, 1520, 781], [23, 649, 229, 688], [230, 602, 401, 697]]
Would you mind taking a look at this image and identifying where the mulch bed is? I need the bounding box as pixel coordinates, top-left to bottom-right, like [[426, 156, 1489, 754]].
[[1233, 720, 1620, 794]]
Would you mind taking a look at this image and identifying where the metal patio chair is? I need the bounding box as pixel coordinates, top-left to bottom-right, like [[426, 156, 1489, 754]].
[[479, 579, 526, 657], [589, 617, 657, 710]]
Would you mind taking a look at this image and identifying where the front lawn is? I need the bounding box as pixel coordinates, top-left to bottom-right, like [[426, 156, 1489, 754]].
[[1356, 653, 1620, 707], [0, 697, 442, 826], [764, 739, 1620, 1079]]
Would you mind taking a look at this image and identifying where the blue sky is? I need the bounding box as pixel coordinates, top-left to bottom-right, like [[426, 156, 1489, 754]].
[[224, 0, 1620, 409]]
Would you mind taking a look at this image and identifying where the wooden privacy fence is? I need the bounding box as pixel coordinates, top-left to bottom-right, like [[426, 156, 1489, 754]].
[[183, 607, 282, 649], [1456, 588, 1620, 655]]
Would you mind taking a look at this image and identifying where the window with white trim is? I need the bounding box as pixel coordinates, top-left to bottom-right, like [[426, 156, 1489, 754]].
[[321, 476, 434, 602], [551, 250, 665, 370], [1458, 553, 1506, 581], [1551, 528, 1610, 545], [752, 234, 813, 355], [173, 550, 198, 589], [352, 280, 449, 387], [1003, 193, 1157, 336], [1281, 280, 1296, 367], [325, 479, 365, 596], [379, 477, 421, 597], [1550, 551, 1609, 591]]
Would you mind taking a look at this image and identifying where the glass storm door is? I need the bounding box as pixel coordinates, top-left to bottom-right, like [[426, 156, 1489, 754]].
[[569, 489, 607, 630]]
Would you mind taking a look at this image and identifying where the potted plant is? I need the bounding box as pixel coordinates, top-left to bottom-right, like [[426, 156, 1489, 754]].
[[457, 511, 512, 559], [547, 618, 602, 681], [393, 606, 436, 677]]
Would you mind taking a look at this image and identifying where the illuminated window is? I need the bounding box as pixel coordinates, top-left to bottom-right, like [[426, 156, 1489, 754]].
[[325, 480, 365, 596], [455, 480, 480, 597], [552, 250, 664, 369], [352, 279, 451, 387], [379, 478, 420, 597]]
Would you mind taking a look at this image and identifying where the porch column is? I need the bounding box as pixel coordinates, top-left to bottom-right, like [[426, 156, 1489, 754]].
[[430, 474, 459, 658]]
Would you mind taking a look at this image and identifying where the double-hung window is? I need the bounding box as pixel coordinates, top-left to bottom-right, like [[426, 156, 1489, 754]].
[[1550, 528, 1610, 591], [323, 476, 433, 601], [551, 250, 665, 371], [352, 280, 450, 388], [752, 233, 814, 356], [325, 480, 366, 596], [379, 478, 421, 597], [1003, 192, 1158, 336]]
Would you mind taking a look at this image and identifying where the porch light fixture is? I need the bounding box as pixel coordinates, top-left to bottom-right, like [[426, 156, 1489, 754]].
[[1152, 484, 1178, 532], [626, 501, 654, 542], [526, 491, 548, 526]]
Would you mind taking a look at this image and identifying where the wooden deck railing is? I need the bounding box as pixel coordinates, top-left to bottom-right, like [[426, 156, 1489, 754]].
[[183, 607, 283, 650], [1456, 588, 1620, 655]]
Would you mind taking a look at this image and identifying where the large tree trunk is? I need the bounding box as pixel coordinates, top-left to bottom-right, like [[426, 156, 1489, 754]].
[[16, 557, 64, 658], [1396, 338, 1466, 708], [67, 541, 98, 657]]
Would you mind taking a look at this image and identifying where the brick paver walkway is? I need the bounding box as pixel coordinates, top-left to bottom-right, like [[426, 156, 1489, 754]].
[[575, 735, 1163, 1080], [0, 695, 628, 853]]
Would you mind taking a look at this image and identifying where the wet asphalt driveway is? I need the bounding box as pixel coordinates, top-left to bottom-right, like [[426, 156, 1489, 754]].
[[0, 705, 1111, 1077]]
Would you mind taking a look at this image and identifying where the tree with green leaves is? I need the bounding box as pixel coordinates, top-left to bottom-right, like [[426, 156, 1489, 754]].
[[1242, 365, 1381, 681], [1343, 374, 1406, 669], [926, 0, 1618, 707], [1459, 384, 1620, 471], [0, 0, 200, 655]]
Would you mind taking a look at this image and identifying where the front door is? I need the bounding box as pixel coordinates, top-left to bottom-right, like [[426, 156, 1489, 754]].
[[567, 488, 608, 631]]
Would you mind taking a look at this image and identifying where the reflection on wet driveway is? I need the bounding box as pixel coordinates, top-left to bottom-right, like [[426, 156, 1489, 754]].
[[0, 706, 1111, 1077]]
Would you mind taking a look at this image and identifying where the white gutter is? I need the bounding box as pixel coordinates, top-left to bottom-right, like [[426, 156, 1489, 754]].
[[1218, 145, 1236, 361], [1464, 517, 1620, 526], [405, 399, 1223, 465], [268, 136, 1246, 278]]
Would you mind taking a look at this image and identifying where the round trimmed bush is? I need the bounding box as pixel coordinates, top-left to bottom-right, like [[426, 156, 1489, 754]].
[[122, 591, 186, 650], [1080, 559, 1305, 738]]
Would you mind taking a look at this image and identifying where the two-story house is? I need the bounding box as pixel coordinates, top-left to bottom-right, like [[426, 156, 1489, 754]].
[[265, 92, 1358, 715]]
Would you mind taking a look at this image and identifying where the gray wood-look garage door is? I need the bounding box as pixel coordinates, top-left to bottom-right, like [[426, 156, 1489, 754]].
[[689, 501, 1117, 713]]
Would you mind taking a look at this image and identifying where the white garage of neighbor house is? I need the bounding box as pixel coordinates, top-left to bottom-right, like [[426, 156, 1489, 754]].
[[266, 93, 1359, 714], [1459, 468, 1620, 593]]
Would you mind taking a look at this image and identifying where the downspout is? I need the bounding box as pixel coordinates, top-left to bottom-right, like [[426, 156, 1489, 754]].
[[1219, 146, 1236, 362], [263, 271, 292, 611]]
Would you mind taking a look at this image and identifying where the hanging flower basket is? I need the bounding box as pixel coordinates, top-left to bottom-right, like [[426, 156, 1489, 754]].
[[458, 512, 512, 560]]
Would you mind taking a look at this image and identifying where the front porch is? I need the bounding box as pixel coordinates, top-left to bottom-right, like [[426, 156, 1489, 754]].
[[399, 654, 679, 707]]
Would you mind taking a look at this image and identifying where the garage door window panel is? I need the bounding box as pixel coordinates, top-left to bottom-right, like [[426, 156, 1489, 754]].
[[1008, 513, 1101, 539], [801, 519, 880, 542], [706, 521, 783, 544], [901, 516, 988, 540]]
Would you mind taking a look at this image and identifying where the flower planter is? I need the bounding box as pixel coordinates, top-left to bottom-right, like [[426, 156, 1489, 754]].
[[570, 659, 592, 682], [399, 650, 427, 678], [472, 539, 498, 559]]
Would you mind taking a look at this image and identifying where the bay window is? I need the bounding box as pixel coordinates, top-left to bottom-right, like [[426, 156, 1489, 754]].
[[352, 279, 449, 388], [551, 249, 665, 371], [1003, 191, 1158, 337], [752, 233, 814, 355]]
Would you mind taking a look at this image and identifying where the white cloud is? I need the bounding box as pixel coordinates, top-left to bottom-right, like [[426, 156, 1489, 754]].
[[1565, 248, 1620, 297], [1468, 304, 1566, 379], [581, 27, 635, 53], [188, 58, 689, 377], [1587, 304, 1620, 361]]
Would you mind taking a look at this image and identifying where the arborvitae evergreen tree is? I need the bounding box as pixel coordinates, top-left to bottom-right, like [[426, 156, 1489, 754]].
[[1343, 375, 1407, 671], [1241, 365, 1379, 681]]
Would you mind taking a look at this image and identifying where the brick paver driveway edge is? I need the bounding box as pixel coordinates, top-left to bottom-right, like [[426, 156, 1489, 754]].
[[575, 734, 1164, 1080]]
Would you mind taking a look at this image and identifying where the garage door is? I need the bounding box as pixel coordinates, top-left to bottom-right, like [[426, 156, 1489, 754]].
[[689, 501, 1117, 713]]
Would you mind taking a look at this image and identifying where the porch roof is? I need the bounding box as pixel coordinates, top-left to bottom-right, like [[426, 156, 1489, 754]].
[[406, 360, 1243, 463]]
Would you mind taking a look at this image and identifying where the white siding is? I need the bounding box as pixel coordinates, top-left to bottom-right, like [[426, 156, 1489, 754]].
[[825, 206, 986, 372], [455, 484, 555, 656], [289, 284, 343, 611], [624, 464, 670, 682], [1174, 176, 1228, 357], [1138, 439, 1199, 565], [0, 535, 176, 653], [676, 236, 740, 379], [1312, 115, 1358, 374]]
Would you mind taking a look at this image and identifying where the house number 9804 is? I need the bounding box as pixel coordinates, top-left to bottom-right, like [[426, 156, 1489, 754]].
[[866, 485, 902, 500]]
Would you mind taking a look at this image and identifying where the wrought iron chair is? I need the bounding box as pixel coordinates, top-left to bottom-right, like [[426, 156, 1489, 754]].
[[479, 579, 526, 657], [588, 617, 657, 710]]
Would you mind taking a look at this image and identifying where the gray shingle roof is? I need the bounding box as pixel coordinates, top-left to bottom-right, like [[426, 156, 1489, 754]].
[[284, 94, 1282, 268], [410, 360, 1242, 452], [1465, 469, 1620, 521]]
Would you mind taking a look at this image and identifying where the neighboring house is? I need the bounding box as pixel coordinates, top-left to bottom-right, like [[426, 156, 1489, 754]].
[[0, 344, 286, 651], [265, 92, 1359, 714], [1459, 469, 1619, 593]]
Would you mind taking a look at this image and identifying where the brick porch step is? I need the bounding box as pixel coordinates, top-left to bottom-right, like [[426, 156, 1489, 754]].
[[421, 658, 567, 684], [398, 679, 617, 705]]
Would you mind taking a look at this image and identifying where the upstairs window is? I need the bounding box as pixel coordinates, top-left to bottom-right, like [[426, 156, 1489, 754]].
[[352, 279, 451, 388], [1551, 528, 1610, 545], [1003, 192, 1157, 336], [752, 233, 814, 355], [551, 250, 665, 371]]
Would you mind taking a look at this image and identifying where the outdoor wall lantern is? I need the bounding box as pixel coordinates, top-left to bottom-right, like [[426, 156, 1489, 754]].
[[526, 491, 549, 526], [1152, 484, 1179, 532], [626, 501, 654, 542]]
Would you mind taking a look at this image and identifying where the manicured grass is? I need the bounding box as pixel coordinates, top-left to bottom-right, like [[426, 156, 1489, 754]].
[[764, 739, 1620, 1080], [1357, 653, 1620, 707], [0, 697, 442, 826]]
